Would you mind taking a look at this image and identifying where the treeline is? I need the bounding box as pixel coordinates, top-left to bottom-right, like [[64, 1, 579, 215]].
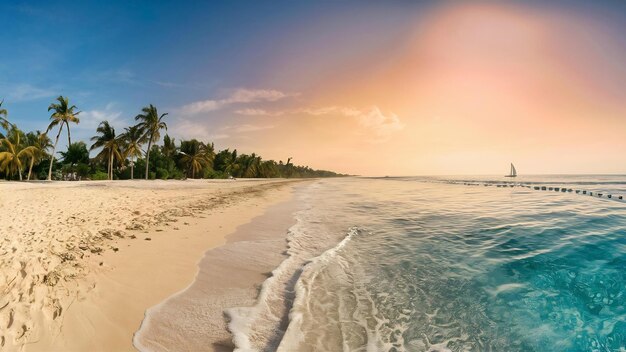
[[0, 96, 344, 181]]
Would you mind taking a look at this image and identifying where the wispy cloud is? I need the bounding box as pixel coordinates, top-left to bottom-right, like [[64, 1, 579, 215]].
[[5, 83, 57, 102], [77, 103, 126, 131], [84, 68, 139, 86], [180, 88, 295, 115], [152, 80, 185, 88], [221, 124, 275, 133], [169, 118, 230, 141], [235, 104, 404, 141], [301, 105, 404, 141], [234, 108, 282, 116], [352, 106, 404, 141]]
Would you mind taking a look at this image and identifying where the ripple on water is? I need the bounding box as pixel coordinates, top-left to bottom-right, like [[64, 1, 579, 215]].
[[253, 177, 626, 351]]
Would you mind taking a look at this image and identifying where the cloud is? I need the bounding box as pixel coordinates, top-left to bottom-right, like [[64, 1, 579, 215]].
[[180, 88, 294, 115], [235, 104, 404, 141], [228, 88, 290, 103], [181, 100, 220, 114], [300, 105, 403, 141], [168, 118, 230, 141], [234, 108, 282, 116], [77, 103, 126, 131], [353, 106, 404, 140], [5, 84, 57, 102], [96, 68, 138, 85], [222, 124, 275, 133], [152, 80, 185, 88]]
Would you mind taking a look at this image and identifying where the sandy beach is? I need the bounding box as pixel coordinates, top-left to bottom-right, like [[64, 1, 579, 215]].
[[0, 179, 301, 351]]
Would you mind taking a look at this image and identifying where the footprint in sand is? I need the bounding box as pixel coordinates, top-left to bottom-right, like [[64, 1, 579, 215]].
[[16, 324, 28, 340], [7, 309, 14, 329]]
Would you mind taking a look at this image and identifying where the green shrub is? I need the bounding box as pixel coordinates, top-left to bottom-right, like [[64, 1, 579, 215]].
[[76, 163, 90, 177], [204, 170, 226, 179], [169, 168, 185, 180], [156, 168, 169, 180], [90, 171, 108, 180], [149, 171, 157, 180]]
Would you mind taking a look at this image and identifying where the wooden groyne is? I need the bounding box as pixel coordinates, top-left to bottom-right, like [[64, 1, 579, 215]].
[[455, 181, 624, 202]]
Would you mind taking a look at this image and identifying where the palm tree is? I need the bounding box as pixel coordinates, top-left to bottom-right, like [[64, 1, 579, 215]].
[[179, 139, 214, 179], [135, 105, 167, 179], [0, 126, 37, 180], [0, 100, 9, 134], [239, 153, 262, 178], [46, 96, 81, 180], [161, 134, 177, 159], [24, 131, 52, 180], [119, 124, 145, 179], [224, 149, 239, 177], [60, 141, 90, 164], [48, 96, 81, 146], [90, 121, 122, 180]]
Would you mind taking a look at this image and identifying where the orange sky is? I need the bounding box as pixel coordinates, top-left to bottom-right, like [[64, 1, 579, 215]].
[[171, 2, 626, 176]]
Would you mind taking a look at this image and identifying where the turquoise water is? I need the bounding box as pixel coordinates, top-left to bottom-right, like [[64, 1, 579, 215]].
[[271, 176, 626, 352]]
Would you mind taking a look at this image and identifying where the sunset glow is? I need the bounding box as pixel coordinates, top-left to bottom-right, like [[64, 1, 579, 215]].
[[2, 1, 625, 175]]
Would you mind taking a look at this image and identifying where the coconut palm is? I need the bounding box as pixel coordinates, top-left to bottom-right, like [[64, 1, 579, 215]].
[[90, 121, 122, 180], [0, 100, 9, 133], [135, 105, 167, 179], [0, 126, 37, 180], [119, 124, 145, 179], [179, 139, 213, 179], [221, 149, 238, 177], [24, 131, 52, 180], [60, 141, 90, 165], [161, 134, 177, 159], [238, 153, 262, 178], [46, 96, 81, 180], [48, 96, 81, 146]]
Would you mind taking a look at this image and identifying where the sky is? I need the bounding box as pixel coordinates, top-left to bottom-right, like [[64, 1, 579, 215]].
[[1, 0, 626, 176]]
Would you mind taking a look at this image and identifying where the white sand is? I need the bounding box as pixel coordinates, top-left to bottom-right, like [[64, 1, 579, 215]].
[[0, 179, 300, 351]]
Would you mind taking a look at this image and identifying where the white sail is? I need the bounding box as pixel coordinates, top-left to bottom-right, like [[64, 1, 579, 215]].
[[510, 163, 517, 177]]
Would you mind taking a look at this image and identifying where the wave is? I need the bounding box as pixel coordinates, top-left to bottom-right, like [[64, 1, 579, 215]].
[[225, 215, 306, 351], [225, 184, 349, 351], [275, 227, 360, 351]]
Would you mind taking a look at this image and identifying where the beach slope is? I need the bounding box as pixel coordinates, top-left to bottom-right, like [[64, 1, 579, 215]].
[[0, 179, 299, 351]]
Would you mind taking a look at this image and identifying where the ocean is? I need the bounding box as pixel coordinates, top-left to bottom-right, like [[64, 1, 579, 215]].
[[229, 176, 626, 352]]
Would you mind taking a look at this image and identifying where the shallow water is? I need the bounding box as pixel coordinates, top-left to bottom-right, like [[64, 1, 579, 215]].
[[237, 176, 626, 352]]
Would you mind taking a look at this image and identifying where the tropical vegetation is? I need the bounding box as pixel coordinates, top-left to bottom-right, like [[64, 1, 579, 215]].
[[46, 96, 81, 180], [0, 97, 344, 181]]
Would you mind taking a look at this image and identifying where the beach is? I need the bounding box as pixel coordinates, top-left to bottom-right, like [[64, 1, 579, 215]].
[[3, 176, 626, 352], [0, 178, 301, 351]]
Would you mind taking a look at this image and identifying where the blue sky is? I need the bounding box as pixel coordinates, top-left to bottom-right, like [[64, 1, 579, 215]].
[[2, 1, 626, 175], [0, 1, 423, 154]]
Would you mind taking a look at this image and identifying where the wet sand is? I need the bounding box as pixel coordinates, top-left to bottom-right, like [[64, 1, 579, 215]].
[[133, 191, 302, 351]]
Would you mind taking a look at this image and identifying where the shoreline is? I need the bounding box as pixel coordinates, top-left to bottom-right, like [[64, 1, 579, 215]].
[[134, 184, 304, 351], [0, 179, 303, 351]]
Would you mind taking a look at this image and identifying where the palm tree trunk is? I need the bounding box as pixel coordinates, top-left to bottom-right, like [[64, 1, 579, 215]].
[[108, 152, 113, 180], [47, 125, 63, 181], [18, 168, 23, 181], [144, 136, 153, 180], [111, 153, 116, 180], [130, 156, 134, 180], [66, 121, 72, 146], [28, 157, 34, 181]]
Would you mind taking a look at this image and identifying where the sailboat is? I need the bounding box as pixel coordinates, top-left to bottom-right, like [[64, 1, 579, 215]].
[[505, 163, 517, 177]]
